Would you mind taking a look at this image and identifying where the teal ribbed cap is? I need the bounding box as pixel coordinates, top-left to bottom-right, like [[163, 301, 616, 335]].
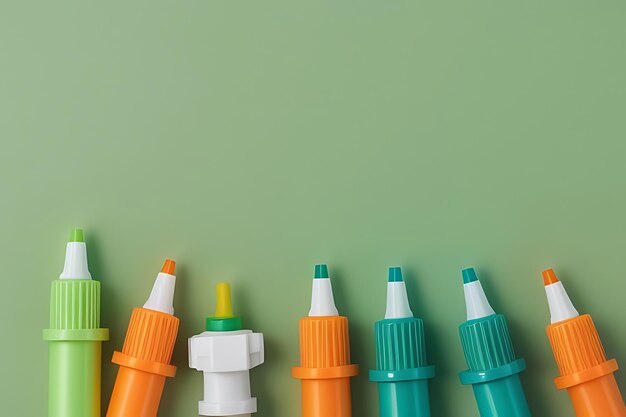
[[375, 317, 428, 371], [460, 314, 517, 372]]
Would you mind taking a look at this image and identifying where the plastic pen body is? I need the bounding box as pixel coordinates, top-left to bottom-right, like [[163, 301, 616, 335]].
[[543, 269, 625, 417], [45, 280, 109, 417], [44, 230, 109, 417], [369, 268, 434, 417], [292, 265, 359, 417], [106, 260, 179, 417], [459, 268, 531, 417]]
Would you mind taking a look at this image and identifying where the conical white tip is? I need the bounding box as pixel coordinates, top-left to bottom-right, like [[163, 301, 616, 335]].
[[545, 281, 579, 323], [385, 282, 413, 319], [309, 278, 339, 316], [59, 242, 92, 280], [463, 280, 496, 320], [143, 272, 176, 315]]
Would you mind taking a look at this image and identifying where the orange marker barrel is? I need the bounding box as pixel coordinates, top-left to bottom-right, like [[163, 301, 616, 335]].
[[292, 265, 359, 417], [106, 260, 179, 417], [543, 269, 625, 417]]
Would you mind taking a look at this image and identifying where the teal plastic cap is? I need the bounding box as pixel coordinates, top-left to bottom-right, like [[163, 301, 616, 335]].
[[462, 267, 478, 284], [314, 264, 329, 279], [69, 228, 84, 243], [388, 267, 403, 282], [460, 314, 517, 372]]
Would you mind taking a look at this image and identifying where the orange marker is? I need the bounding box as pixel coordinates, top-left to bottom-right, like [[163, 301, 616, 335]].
[[292, 264, 359, 417], [106, 260, 180, 417], [542, 268, 625, 417]]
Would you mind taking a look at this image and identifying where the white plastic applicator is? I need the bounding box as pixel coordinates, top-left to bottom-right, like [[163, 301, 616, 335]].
[[143, 259, 177, 315], [542, 268, 579, 323], [189, 282, 264, 417], [59, 228, 92, 280], [462, 267, 496, 320], [385, 266, 413, 319], [309, 264, 339, 316]]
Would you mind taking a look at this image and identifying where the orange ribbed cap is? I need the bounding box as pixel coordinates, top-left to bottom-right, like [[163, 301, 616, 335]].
[[122, 307, 179, 364], [547, 314, 607, 376], [299, 316, 351, 368], [292, 315, 359, 381]]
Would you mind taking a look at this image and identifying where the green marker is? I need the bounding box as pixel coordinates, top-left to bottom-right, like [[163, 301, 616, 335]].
[[459, 267, 531, 417], [43, 229, 109, 417], [369, 267, 435, 417]]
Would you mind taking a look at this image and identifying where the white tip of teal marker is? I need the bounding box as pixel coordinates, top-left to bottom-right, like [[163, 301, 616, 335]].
[[462, 267, 496, 320], [309, 264, 339, 317], [143, 259, 177, 315], [59, 228, 92, 280], [384, 267, 413, 319]]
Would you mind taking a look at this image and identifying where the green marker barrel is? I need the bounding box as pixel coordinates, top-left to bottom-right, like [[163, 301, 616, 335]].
[[459, 268, 531, 417], [43, 229, 109, 417], [369, 267, 435, 417]]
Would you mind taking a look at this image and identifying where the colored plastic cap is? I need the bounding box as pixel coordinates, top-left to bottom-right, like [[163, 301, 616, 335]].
[[462, 267, 478, 284], [206, 282, 242, 332], [161, 259, 176, 275], [215, 282, 234, 318], [314, 264, 329, 279], [542, 268, 559, 286], [69, 228, 85, 242], [388, 266, 403, 282]]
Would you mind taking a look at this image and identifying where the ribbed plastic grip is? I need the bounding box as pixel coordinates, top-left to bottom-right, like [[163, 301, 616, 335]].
[[547, 314, 607, 376], [375, 317, 427, 371], [460, 314, 516, 371], [299, 316, 351, 368], [122, 308, 179, 364], [49, 279, 101, 329]]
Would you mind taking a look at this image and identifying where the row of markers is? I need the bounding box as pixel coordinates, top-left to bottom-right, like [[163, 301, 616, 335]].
[[44, 229, 625, 417]]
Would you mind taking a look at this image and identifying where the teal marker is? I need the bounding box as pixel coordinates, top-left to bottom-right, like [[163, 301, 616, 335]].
[[459, 268, 531, 417], [369, 267, 435, 417]]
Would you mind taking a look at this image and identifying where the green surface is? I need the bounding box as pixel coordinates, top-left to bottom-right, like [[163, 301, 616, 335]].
[[1, 1, 625, 416]]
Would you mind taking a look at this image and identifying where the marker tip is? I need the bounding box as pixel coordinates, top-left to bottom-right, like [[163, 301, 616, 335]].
[[69, 228, 84, 243], [314, 264, 329, 279], [388, 266, 403, 282], [542, 268, 559, 286], [161, 259, 176, 275], [462, 267, 478, 284]]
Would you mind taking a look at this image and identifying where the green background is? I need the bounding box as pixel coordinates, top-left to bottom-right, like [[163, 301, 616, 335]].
[[1, 1, 625, 416]]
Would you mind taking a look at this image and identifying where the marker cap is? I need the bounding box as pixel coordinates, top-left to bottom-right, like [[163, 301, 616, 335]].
[[45, 228, 109, 341], [460, 314, 517, 372], [374, 317, 428, 371], [459, 269, 523, 377], [206, 282, 243, 332], [543, 272, 616, 389]]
